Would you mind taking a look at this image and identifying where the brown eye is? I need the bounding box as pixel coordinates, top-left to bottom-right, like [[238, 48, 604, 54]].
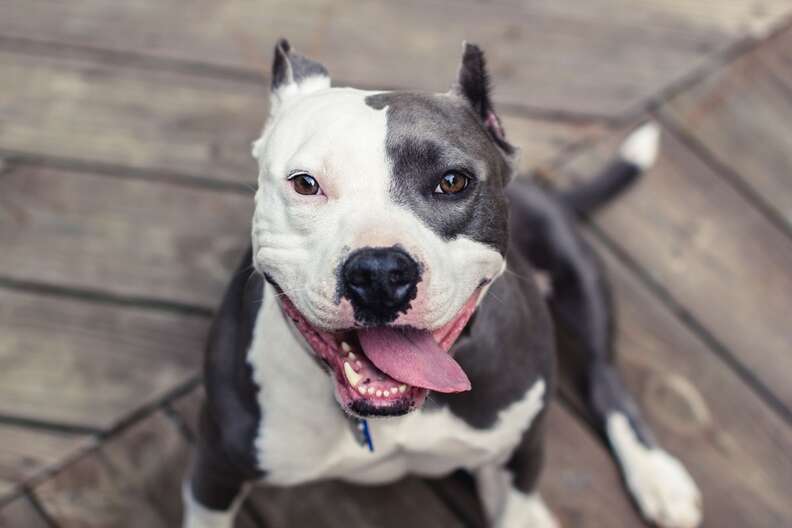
[[289, 173, 321, 195], [434, 172, 470, 194]]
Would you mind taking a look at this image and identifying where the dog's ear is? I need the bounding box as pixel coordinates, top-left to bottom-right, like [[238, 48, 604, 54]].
[[270, 38, 330, 111], [451, 43, 515, 157]]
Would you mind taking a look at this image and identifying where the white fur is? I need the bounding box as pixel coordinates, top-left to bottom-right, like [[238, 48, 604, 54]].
[[247, 282, 546, 485], [607, 412, 702, 528], [498, 491, 558, 528], [620, 121, 660, 170], [251, 86, 504, 335], [475, 466, 558, 528], [182, 481, 244, 528], [270, 73, 331, 115]]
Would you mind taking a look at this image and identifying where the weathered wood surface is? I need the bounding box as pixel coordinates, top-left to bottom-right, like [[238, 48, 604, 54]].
[[661, 26, 792, 230], [0, 1, 791, 526], [0, 51, 263, 185], [0, 495, 51, 528], [0, 425, 91, 491], [0, 52, 602, 187], [0, 289, 205, 430], [554, 125, 792, 412], [31, 410, 258, 528], [0, 164, 252, 307], [581, 239, 792, 526], [1, 1, 790, 116]]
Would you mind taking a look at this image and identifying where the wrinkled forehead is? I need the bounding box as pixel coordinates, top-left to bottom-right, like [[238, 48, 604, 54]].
[[365, 91, 505, 179], [259, 87, 505, 180], [259, 88, 385, 169]]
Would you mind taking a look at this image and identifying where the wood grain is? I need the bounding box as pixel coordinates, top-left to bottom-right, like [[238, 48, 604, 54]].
[[661, 25, 792, 230], [0, 165, 252, 307], [0, 425, 91, 489], [32, 410, 256, 528], [1, 1, 790, 115], [0, 51, 264, 185], [0, 495, 51, 528], [554, 125, 792, 412], [0, 289, 206, 430], [0, 52, 600, 186], [587, 238, 792, 526]]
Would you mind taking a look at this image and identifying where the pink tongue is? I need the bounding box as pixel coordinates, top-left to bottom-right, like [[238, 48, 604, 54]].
[[358, 327, 471, 393]]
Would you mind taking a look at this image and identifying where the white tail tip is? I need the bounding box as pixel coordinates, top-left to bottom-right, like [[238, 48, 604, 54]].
[[620, 121, 660, 170]]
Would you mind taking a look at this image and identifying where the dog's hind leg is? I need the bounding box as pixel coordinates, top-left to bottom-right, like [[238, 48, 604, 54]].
[[507, 162, 701, 526], [475, 412, 559, 528]]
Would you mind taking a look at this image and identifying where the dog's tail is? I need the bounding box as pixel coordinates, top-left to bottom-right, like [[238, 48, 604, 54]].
[[557, 122, 660, 216]]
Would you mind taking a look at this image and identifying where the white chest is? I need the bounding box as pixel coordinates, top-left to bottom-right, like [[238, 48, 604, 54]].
[[248, 285, 546, 486]]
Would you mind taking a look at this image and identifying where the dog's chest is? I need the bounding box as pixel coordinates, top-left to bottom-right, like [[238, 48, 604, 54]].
[[257, 380, 545, 486], [247, 293, 546, 486]]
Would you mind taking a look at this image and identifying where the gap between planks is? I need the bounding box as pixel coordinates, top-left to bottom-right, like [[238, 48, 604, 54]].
[[0, 34, 615, 126], [617, 11, 792, 126], [587, 222, 792, 428], [656, 112, 792, 245]]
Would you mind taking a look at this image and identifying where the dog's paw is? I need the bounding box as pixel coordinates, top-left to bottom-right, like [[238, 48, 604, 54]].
[[607, 414, 702, 528], [497, 490, 560, 528]]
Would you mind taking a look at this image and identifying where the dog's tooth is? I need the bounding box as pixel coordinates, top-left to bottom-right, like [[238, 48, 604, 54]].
[[398, 385, 407, 393], [358, 385, 367, 395], [348, 352, 356, 360], [340, 341, 351, 355], [367, 387, 375, 395], [376, 390, 383, 397], [383, 390, 390, 397], [344, 362, 362, 387]]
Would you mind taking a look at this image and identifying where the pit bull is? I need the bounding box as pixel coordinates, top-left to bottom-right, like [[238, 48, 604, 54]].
[[182, 39, 702, 528]]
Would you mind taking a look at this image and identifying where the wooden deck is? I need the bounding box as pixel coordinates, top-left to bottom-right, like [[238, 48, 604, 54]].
[[1, 1, 791, 526]]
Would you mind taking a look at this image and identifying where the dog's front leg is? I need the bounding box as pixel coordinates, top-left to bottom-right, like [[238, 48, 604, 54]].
[[182, 406, 256, 528], [182, 443, 250, 528], [475, 412, 559, 528]]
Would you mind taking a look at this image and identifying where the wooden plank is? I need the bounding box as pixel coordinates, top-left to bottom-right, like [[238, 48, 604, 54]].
[[32, 410, 257, 528], [501, 116, 605, 175], [0, 495, 51, 528], [0, 289, 206, 430], [1, 1, 790, 116], [0, 165, 252, 307], [553, 125, 792, 411], [541, 404, 643, 526], [0, 52, 600, 186], [0, 50, 264, 184], [0, 484, 15, 506], [0, 425, 92, 488], [661, 26, 792, 230], [578, 239, 792, 526]]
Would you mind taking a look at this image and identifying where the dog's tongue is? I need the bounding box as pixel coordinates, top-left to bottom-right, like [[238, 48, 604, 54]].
[[358, 327, 471, 393]]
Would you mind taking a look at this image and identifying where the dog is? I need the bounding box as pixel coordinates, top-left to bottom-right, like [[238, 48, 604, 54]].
[[182, 39, 702, 528]]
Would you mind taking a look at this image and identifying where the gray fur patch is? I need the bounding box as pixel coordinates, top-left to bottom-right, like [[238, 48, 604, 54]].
[[366, 92, 511, 255]]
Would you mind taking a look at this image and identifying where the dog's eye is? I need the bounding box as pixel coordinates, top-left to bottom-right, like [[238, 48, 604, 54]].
[[289, 173, 321, 196], [434, 172, 470, 195]]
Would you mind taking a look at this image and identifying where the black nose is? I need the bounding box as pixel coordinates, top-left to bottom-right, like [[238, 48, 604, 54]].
[[342, 247, 420, 325]]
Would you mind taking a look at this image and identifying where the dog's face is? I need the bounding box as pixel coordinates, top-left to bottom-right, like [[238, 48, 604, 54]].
[[252, 39, 515, 418]]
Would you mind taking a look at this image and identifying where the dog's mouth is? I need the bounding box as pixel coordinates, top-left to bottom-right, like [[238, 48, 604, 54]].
[[277, 291, 479, 418]]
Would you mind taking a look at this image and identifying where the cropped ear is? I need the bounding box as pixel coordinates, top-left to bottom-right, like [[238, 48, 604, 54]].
[[270, 38, 330, 111], [451, 42, 515, 157]]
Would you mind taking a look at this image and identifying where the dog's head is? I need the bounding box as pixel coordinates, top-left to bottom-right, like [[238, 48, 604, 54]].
[[252, 39, 516, 418]]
